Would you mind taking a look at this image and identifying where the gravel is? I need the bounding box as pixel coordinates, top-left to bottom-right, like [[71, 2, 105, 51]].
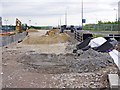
[[17, 48, 115, 74]]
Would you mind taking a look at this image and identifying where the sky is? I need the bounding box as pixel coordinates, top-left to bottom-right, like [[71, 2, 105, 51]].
[[0, 0, 120, 26]]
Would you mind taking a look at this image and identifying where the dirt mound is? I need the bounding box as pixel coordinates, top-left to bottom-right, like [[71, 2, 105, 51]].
[[17, 49, 115, 74], [26, 29, 39, 32], [22, 32, 70, 44], [45, 29, 59, 36]]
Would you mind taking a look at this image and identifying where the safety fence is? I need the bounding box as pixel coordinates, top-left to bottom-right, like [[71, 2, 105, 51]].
[[0, 32, 27, 47]]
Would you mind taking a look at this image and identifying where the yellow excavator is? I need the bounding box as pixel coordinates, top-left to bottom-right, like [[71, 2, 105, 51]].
[[16, 18, 22, 33], [16, 18, 28, 33]]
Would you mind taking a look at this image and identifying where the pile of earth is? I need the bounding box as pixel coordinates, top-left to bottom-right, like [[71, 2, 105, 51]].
[[22, 29, 70, 44], [26, 29, 39, 32], [17, 49, 115, 74]]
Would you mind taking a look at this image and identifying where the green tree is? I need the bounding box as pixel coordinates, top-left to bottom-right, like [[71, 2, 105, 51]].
[[98, 21, 103, 24]]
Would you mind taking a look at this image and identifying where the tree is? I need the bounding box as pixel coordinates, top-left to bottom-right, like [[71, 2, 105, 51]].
[[98, 21, 103, 24]]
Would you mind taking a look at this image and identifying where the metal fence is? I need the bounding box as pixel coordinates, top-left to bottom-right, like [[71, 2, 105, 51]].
[[0, 32, 27, 47], [74, 30, 93, 41], [84, 24, 119, 31]]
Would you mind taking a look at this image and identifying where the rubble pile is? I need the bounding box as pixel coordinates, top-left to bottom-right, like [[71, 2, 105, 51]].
[[17, 49, 115, 74]]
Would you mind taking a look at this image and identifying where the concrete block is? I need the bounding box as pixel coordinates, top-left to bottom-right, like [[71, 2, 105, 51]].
[[108, 74, 120, 89]]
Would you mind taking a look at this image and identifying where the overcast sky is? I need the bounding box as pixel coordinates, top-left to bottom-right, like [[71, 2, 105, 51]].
[[1, 0, 120, 26]]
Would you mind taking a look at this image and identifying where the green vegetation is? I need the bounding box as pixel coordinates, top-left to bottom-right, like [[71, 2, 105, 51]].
[[98, 21, 118, 24], [28, 26, 52, 30], [83, 21, 119, 31], [93, 34, 106, 38]]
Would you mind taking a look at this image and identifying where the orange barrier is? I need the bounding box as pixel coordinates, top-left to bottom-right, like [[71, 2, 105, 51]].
[[0, 32, 16, 36]]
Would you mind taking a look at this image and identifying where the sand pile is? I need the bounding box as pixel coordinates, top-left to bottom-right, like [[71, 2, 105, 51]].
[[26, 29, 39, 32], [45, 29, 59, 36], [23, 29, 70, 44]]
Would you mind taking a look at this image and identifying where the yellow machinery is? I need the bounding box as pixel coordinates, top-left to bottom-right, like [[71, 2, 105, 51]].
[[16, 18, 22, 33]]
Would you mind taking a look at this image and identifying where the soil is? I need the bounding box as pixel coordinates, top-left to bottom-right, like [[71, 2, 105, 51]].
[[1, 30, 119, 88]]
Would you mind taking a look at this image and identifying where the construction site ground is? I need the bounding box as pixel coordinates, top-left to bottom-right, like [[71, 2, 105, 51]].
[[2, 30, 119, 89]]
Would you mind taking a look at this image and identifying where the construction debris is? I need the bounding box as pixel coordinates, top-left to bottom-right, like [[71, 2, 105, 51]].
[[74, 37, 118, 52], [2, 30, 119, 88], [17, 49, 115, 74]]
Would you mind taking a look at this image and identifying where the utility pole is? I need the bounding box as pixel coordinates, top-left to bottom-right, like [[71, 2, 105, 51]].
[[114, 8, 117, 22], [58, 17, 61, 28], [60, 17, 61, 28], [114, 8, 118, 32], [65, 8, 67, 26], [81, 0, 83, 29]]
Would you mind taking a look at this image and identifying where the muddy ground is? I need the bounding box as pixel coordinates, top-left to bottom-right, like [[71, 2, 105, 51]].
[[2, 30, 119, 88]]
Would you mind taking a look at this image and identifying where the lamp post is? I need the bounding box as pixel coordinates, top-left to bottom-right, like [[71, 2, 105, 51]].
[[60, 17, 61, 27], [65, 7, 68, 26], [81, 0, 83, 29], [58, 17, 61, 28], [114, 8, 118, 31], [114, 8, 117, 22]]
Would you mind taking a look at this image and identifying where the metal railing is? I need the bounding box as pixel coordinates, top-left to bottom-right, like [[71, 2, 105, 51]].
[[74, 30, 82, 41]]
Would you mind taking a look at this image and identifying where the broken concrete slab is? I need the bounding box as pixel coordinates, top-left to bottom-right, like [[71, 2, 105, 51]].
[[108, 74, 120, 89], [109, 49, 120, 70]]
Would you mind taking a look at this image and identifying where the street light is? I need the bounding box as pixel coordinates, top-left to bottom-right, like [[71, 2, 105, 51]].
[[114, 8, 117, 22], [60, 17, 61, 27], [65, 8, 68, 26], [58, 17, 61, 28], [81, 0, 83, 29], [114, 8, 118, 31]]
